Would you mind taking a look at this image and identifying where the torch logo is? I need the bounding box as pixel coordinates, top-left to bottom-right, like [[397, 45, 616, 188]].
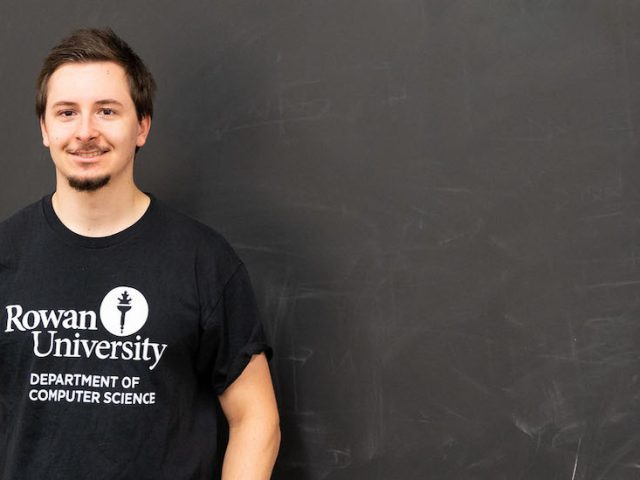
[[99, 286, 149, 337]]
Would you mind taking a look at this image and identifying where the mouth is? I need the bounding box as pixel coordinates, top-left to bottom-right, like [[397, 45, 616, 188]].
[[68, 149, 109, 160]]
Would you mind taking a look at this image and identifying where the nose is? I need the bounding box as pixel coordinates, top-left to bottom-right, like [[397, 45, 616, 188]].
[[75, 114, 98, 142]]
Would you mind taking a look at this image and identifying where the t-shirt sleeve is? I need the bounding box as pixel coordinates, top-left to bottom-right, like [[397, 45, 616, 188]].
[[197, 262, 273, 395]]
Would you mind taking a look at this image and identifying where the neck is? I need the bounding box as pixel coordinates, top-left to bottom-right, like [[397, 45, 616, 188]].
[[52, 179, 150, 238]]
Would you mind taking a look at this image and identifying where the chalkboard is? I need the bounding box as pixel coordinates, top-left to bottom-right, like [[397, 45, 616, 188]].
[[2, 1, 640, 478]]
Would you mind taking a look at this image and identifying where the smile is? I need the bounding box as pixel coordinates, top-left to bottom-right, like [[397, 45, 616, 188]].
[[69, 150, 108, 159]]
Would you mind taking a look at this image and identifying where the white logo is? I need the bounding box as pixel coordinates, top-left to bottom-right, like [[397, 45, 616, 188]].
[[99, 287, 149, 337]]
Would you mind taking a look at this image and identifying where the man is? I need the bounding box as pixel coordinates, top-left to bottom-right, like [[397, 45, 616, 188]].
[[0, 28, 280, 479]]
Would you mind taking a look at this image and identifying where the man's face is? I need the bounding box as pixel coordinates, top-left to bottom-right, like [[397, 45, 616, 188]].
[[40, 61, 150, 192]]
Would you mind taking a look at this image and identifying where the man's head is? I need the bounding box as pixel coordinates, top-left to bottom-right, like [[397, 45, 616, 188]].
[[36, 27, 156, 122], [37, 29, 155, 193]]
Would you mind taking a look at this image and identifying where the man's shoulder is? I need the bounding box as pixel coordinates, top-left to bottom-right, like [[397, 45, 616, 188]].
[[0, 197, 44, 237], [150, 197, 241, 264], [0, 197, 46, 268]]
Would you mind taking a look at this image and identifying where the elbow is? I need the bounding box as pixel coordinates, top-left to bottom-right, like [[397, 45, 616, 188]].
[[229, 412, 281, 455], [264, 414, 281, 456]]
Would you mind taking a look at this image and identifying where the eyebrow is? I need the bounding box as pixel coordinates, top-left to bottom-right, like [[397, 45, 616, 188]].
[[50, 99, 125, 109]]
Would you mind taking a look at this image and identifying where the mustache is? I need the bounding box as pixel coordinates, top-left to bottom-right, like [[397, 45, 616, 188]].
[[66, 142, 109, 154]]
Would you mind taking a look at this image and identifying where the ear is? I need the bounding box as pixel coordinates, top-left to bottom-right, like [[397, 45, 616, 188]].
[[40, 117, 50, 147], [136, 116, 152, 148]]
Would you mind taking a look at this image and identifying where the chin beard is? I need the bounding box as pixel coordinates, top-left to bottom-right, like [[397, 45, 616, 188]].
[[67, 175, 111, 192]]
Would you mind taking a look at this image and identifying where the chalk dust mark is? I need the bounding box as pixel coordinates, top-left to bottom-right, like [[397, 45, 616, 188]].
[[617, 10, 637, 146], [448, 366, 493, 397], [595, 434, 640, 480], [460, 42, 473, 134], [416, 410, 433, 424], [513, 414, 538, 438], [279, 79, 324, 89], [432, 402, 471, 422], [327, 448, 352, 468], [438, 219, 484, 246], [286, 347, 314, 366], [580, 211, 623, 222], [571, 436, 583, 480], [225, 110, 335, 134], [577, 280, 640, 290], [422, 186, 474, 194]]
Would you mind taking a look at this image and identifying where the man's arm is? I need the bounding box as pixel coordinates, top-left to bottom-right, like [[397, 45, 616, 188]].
[[218, 352, 281, 480]]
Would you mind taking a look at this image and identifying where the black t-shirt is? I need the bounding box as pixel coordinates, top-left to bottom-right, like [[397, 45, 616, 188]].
[[0, 194, 272, 479]]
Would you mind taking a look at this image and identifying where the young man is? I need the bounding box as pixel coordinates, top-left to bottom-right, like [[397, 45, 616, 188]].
[[0, 28, 280, 479]]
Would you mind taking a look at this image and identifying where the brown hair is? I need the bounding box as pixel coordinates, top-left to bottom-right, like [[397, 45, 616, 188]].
[[35, 28, 156, 121]]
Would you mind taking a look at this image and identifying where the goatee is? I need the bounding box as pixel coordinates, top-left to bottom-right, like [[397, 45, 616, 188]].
[[68, 175, 111, 192]]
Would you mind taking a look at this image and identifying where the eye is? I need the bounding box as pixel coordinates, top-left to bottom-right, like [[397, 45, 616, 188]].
[[99, 107, 116, 116], [57, 110, 75, 118]]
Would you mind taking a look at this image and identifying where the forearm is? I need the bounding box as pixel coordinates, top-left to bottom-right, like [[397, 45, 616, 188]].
[[221, 417, 280, 480]]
